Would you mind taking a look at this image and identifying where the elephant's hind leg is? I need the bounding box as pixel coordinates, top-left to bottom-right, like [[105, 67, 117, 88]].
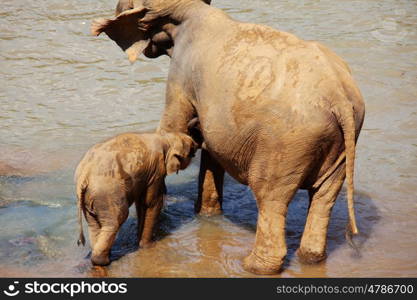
[[242, 199, 290, 274], [84, 210, 101, 250], [243, 163, 308, 275], [297, 163, 346, 264]]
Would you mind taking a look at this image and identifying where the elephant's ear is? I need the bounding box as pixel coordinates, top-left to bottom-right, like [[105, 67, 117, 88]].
[[165, 150, 182, 175], [91, 7, 150, 63]]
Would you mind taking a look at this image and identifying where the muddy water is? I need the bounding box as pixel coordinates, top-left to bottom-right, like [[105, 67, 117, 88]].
[[1, 0, 416, 277]]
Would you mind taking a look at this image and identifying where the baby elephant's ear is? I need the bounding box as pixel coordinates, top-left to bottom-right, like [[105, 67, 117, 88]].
[[91, 7, 150, 63], [165, 151, 181, 175]]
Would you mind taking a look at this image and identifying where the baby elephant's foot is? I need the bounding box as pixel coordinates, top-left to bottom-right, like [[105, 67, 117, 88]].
[[243, 252, 283, 275], [297, 248, 327, 264], [91, 254, 110, 266], [139, 240, 155, 249]]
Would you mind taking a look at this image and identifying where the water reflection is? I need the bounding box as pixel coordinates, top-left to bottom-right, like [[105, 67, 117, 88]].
[[0, 0, 416, 277]]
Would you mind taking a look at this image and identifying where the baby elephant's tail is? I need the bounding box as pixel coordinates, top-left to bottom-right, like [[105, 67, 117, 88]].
[[76, 182, 87, 246]]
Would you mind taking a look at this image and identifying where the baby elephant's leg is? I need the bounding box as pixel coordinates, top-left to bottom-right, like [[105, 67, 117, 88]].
[[91, 194, 129, 266], [84, 210, 100, 250], [135, 181, 165, 248]]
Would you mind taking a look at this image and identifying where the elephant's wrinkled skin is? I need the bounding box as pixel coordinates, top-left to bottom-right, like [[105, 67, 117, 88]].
[[92, 0, 365, 274], [75, 132, 196, 266]]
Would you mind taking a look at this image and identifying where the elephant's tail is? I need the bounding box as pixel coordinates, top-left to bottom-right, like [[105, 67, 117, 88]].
[[76, 181, 87, 246], [339, 101, 359, 236]]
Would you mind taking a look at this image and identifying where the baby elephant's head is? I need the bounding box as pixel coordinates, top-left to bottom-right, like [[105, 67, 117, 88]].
[[163, 132, 198, 175]]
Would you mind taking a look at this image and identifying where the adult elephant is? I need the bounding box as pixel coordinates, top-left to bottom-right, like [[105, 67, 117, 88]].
[[92, 0, 365, 274]]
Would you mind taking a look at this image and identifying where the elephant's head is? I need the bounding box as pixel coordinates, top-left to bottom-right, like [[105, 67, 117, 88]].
[[162, 132, 198, 174], [91, 0, 211, 62]]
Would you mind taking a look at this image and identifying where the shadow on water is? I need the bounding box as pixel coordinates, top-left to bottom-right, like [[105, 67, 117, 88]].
[[222, 178, 380, 271], [105, 172, 379, 274], [106, 178, 199, 263]]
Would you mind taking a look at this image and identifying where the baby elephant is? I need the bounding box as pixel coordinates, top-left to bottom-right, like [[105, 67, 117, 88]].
[[75, 131, 197, 266]]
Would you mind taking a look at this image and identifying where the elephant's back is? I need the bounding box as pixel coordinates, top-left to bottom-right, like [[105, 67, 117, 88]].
[[76, 133, 150, 183], [203, 24, 358, 110]]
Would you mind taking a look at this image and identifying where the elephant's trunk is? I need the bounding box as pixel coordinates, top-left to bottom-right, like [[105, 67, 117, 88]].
[[91, 227, 118, 266]]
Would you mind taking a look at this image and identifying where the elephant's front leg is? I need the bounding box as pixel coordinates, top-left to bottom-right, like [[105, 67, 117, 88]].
[[158, 82, 196, 134], [195, 149, 224, 216], [136, 182, 164, 248]]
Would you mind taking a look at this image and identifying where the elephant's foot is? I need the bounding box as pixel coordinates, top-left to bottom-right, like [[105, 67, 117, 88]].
[[91, 254, 110, 266], [197, 204, 222, 216], [243, 252, 283, 275], [296, 248, 327, 264], [139, 240, 155, 249], [195, 194, 223, 216]]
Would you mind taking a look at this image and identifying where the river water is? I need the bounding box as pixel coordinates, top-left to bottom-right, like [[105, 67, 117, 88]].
[[1, 0, 416, 277]]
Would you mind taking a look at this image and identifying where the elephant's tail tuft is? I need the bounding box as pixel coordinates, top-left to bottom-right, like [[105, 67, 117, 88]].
[[338, 101, 359, 236], [76, 182, 87, 246]]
